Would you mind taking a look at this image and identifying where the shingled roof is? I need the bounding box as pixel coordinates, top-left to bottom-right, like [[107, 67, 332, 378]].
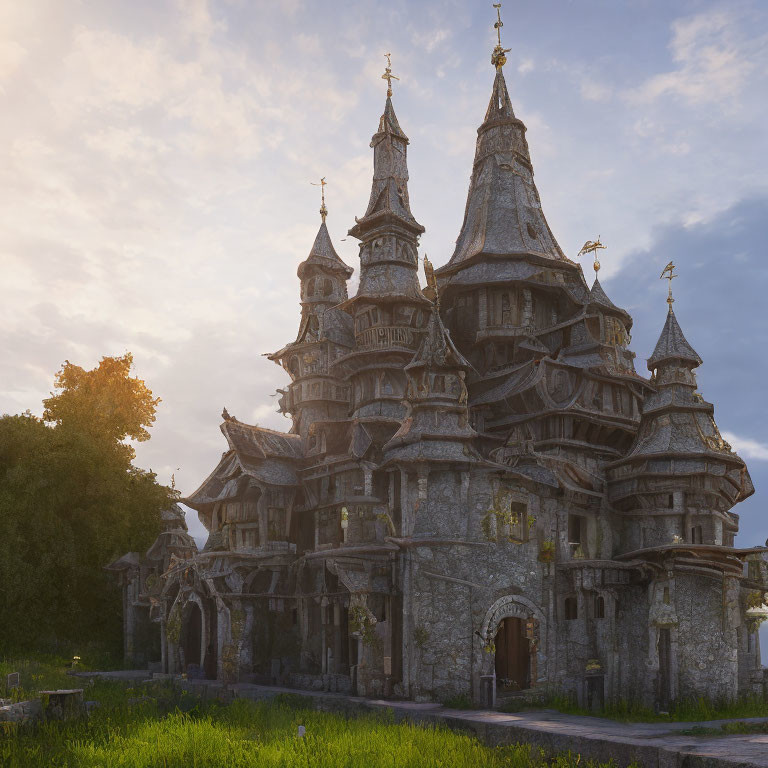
[[647, 307, 702, 370]]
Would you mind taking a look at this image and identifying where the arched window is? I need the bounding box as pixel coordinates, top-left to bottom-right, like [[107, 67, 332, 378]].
[[323, 278, 333, 296], [593, 595, 605, 620], [307, 277, 316, 296]]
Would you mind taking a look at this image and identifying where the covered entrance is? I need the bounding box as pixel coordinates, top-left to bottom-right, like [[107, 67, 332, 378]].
[[494, 617, 531, 691], [181, 602, 203, 672]]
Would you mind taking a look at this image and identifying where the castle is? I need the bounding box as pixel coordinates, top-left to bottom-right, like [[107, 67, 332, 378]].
[[110, 30, 768, 709]]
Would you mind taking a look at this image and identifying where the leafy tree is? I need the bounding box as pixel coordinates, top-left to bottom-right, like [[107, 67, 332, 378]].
[[0, 355, 169, 654]]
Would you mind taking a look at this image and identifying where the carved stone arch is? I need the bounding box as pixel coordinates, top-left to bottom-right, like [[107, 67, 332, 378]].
[[476, 594, 549, 690], [480, 594, 545, 641]]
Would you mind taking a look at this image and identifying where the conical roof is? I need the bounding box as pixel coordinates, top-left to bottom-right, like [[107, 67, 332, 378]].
[[589, 277, 632, 327], [647, 307, 702, 370], [483, 68, 517, 125], [406, 305, 470, 371], [297, 220, 353, 279], [378, 95, 407, 140], [438, 67, 565, 275], [350, 95, 423, 235]]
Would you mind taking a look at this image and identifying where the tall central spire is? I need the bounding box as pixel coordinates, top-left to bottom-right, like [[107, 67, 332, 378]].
[[436, 7, 565, 278]]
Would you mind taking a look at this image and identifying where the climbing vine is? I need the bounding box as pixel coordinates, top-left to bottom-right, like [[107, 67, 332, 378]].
[[413, 626, 429, 649], [480, 490, 535, 543], [538, 540, 555, 563], [166, 604, 182, 645], [349, 604, 379, 648]]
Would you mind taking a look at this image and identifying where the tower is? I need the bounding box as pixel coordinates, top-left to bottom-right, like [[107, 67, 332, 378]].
[[608, 267, 753, 553], [334, 57, 430, 450], [268, 197, 354, 446]]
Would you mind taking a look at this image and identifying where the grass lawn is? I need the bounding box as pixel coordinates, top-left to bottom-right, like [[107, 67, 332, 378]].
[[0, 656, 626, 768]]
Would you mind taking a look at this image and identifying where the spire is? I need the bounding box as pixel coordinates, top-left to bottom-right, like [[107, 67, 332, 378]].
[[297, 217, 353, 280], [437, 17, 565, 276], [647, 264, 701, 371], [647, 306, 702, 371], [349, 54, 422, 238], [344, 54, 426, 305]]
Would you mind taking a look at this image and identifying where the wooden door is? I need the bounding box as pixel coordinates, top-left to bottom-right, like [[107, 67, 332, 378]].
[[494, 617, 530, 690]]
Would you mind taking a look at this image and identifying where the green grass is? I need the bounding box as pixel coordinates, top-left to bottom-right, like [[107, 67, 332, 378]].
[[500, 693, 768, 723], [0, 683, 629, 768], [0, 648, 121, 702]]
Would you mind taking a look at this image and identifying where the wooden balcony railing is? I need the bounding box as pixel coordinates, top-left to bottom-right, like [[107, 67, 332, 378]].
[[355, 325, 419, 351]]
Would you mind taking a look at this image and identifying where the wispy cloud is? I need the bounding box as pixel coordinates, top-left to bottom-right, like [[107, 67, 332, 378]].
[[628, 10, 762, 106], [722, 432, 768, 461]]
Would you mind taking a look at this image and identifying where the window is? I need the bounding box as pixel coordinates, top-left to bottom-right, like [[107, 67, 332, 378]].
[[691, 525, 703, 544], [593, 595, 605, 620], [307, 277, 315, 296], [564, 596, 578, 621], [748, 560, 761, 582], [433, 374, 445, 393], [508, 502, 528, 542], [668, 494, 674, 509], [568, 514, 587, 558], [323, 278, 333, 296], [501, 292, 512, 325]]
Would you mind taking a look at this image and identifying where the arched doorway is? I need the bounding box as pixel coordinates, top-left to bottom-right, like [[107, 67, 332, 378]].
[[480, 595, 545, 700], [494, 617, 530, 690], [182, 602, 203, 671]]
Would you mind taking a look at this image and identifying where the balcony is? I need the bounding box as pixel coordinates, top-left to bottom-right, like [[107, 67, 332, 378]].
[[355, 325, 419, 351]]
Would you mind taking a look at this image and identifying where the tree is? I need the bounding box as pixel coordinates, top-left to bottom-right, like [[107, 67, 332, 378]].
[[43, 353, 161, 458], [0, 355, 169, 654]]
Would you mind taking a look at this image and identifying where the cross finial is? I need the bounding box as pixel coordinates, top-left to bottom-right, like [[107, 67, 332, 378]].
[[491, 3, 511, 69], [660, 261, 678, 309], [311, 177, 328, 221], [382, 52, 400, 98], [578, 237, 607, 274]]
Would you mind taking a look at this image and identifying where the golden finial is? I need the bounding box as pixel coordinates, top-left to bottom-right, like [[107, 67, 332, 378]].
[[382, 52, 400, 98], [423, 253, 439, 306], [660, 261, 677, 308], [311, 177, 328, 221], [578, 237, 607, 274], [491, 3, 511, 70]]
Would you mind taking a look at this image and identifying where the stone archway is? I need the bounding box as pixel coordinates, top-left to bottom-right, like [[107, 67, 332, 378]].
[[478, 595, 547, 695]]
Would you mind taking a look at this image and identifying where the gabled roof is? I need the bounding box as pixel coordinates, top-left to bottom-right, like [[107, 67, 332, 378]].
[[221, 419, 304, 460], [297, 220, 353, 280], [647, 307, 702, 370]]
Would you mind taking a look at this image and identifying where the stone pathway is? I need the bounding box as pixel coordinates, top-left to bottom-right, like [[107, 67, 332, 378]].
[[75, 672, 768, 767]]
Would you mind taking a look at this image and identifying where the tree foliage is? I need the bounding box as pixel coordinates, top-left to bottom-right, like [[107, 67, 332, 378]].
[[43, 353, 161, 458], [0, 355, 170, 654]]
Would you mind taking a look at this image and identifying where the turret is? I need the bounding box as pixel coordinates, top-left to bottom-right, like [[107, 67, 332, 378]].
[[268, 196, 354, 443], [334, 58, 430, 445], [607, 264, 753, 553]]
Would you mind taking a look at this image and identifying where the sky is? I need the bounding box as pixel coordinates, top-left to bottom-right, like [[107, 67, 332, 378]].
[[1, 1, 767, 583]]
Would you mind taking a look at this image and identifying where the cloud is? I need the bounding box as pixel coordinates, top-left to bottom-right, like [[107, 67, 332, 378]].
[[628, 10, 761, 106], [517, 58, 534, 75], [722, 432, 768, 461]]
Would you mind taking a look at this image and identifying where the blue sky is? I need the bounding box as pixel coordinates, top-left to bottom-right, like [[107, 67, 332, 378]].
[[1, 2, 766, 573]]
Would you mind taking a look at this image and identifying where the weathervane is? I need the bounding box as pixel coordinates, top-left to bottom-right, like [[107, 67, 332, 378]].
[[578, 237, 607, 274], [310, 177, 328, 221], [491, 3, 511, 70], [660, 261, 677, 308], [382, 52, 400, 98]]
